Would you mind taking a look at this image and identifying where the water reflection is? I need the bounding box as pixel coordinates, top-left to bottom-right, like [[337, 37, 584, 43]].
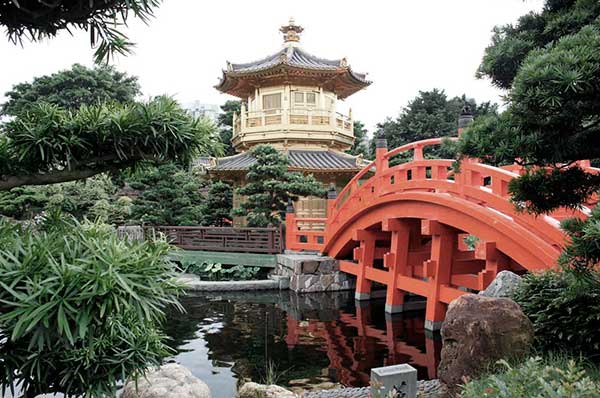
[[165, 290, 441, 398]]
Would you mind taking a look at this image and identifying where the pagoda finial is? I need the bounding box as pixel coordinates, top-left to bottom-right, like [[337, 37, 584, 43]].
[[280, 17, 304, 44]]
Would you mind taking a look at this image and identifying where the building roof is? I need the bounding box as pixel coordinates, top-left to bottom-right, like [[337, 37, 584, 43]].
[[227, 46, 368, 82], [209, 150, 366, 172], [215, 20, 371, 99]]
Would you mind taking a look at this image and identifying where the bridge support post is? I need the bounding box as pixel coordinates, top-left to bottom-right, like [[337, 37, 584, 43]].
[[382, 218, 416, 313], [423, 220, 458, 331], [476, 241, 509, 290], [353, 229, 378, 300]]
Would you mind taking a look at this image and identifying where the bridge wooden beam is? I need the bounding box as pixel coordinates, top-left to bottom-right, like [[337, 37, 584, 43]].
[[424, 221, 458, 331], [353, 229, 378, 300]]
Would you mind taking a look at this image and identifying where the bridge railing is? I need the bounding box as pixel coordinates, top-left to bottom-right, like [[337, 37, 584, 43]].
[[286, 138, 451, 252], [285, 136, 597, 254], [285, 214, 327, 252]]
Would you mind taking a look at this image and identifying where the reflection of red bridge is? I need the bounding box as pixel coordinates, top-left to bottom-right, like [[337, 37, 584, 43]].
[[287, 137, 599, 330], [285, 303, 441, 385]]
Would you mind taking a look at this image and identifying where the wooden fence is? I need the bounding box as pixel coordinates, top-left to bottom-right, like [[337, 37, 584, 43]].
[[146, 225, 283, 254]]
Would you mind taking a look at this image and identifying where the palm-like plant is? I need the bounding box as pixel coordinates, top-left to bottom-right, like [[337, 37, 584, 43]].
[[0, 215, 184, 397]]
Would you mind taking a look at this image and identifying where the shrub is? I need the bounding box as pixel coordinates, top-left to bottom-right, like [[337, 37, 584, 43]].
[[512, 270, 600, 360], [181, 260, 261, 281], [460, 356, 600, 398], [0, 216, 183, 397]]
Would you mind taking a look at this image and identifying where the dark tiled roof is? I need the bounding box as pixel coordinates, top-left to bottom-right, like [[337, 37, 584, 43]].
[[212, 150, 363, 171], [228, 47, 368, 82]]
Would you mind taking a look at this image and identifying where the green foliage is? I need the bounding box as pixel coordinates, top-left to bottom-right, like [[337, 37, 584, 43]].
[[217, 100, 241, 156], [200, 180, 233, 227], [0, 175, 132, 222], [478, 0, 600, 89], [1, 64, 140, 116], [460, 357, 600, 398], [374, 90, 497, 160], [458, 3, 600, 212], [348, 120, 369, 157], [0, 0, 162, 63], [559, 206, 600, 275], [0, 96, 219, 190], [0, 185, 49, 219], [129, 163, 206, 226], [509, 167, 600, 214], [0, 216, 183, 397], [181, 261, 261, 281], [233, 145, 326, 227], [512, 270, 600, 359]]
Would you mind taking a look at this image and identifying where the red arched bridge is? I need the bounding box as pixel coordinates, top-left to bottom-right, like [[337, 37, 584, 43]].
[[286, 137, 598, 330]]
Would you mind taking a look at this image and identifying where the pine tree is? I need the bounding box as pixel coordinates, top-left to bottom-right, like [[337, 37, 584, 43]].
[[233, 145, 326, 227], [200, 180, 233, 227], [129, 163, 205, 225]]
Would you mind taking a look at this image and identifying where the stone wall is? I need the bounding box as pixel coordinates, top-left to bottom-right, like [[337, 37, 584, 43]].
[[274, 253, 355, 293]]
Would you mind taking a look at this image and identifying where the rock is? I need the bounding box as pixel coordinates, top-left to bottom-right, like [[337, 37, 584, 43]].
[[122, 363, 210, 398], [237, 382, 296, 398], [438, 294, 533, 390], [479, 270, 522, 298], [302, 260, 320, 273]]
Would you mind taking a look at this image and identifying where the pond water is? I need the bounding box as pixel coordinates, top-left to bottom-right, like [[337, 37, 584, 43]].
[[163, 290, 442, 398]]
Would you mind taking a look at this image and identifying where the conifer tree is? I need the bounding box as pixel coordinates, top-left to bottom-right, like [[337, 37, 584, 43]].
[[129, 163, 205, 225], [200, 180, 233, 227], [233, 145, 326, 227]]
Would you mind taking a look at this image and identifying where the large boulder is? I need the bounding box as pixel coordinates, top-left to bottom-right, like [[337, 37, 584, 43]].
[[438, 294, 533, 390], [122, 363, 210, 398], [479, 270, 522, 298], [237, 382, 297, 398]]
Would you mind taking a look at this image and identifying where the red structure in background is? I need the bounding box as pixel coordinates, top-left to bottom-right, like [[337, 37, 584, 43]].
[[285, 301, 441, 385], [286, 136, 599, 330]]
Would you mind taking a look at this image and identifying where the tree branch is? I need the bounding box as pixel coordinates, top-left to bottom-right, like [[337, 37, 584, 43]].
[[0, 155, 163, 190]]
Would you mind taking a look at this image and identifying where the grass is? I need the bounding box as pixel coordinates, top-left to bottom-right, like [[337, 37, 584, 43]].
[[459, 352, 600, 398]]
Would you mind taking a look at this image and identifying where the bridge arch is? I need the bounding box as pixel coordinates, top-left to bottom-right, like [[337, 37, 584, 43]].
[[285, 137, 592, 330]]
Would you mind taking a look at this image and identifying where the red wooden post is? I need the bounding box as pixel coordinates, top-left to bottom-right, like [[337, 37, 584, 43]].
[[423, 220, 458, 331], [375, 135, 388, 175], [285, 200, 296, 251], [382, 218, 412, 313], [353, 229, 377, 300]]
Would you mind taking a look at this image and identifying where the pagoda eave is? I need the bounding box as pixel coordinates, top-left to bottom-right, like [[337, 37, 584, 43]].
[[215, 65, 370, 100]]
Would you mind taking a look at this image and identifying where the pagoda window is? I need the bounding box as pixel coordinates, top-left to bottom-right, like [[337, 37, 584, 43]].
[[293, 91, 318, 107], [262, 93, 281, 110]]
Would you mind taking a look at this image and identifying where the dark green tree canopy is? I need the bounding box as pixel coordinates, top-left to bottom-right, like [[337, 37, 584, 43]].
[[348, 120, 369, 157], [128, 163, 206, 226], [217, 100, 241, 156], [373, 90, 497, 160], [1, 64, 140, 116], [0, 96, 218, 190], [478, 0, 600, 89], [233, 145, 326, 227], [1, 0, 161, 62], [200, 180, 233, 227], [457, 2, 600, 212]]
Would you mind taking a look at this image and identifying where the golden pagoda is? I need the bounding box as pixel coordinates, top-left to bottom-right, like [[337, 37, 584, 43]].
[[210, 19, 371, 223]]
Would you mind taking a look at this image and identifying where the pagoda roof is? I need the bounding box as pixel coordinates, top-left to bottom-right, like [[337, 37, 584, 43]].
[[215, 20, 371, 99], [207, 150, 368, 173]]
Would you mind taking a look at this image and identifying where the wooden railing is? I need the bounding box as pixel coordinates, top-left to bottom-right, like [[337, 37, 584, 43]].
[[285, 136, 598, 255], [147, 225, 283, 254], [285, 215, 327, 252], [232, 107, 353, 136]]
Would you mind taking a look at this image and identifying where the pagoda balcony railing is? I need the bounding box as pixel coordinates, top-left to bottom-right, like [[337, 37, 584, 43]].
[[232, 108, 353, 144]]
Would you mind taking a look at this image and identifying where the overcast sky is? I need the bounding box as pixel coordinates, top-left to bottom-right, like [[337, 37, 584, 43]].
[[1, 0, 544, 132]]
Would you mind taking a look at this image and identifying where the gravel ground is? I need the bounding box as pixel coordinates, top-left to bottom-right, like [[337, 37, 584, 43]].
[[302, 379, 447, 398]]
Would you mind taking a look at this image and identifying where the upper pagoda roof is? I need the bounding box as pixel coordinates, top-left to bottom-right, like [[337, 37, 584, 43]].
[[215, 19, 371, 99]]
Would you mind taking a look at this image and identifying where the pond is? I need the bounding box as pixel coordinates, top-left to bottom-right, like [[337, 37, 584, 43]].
[[163, 290, 442, 398]]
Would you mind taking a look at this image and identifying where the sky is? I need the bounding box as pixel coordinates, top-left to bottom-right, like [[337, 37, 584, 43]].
[[0, 0, 545, 133]]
